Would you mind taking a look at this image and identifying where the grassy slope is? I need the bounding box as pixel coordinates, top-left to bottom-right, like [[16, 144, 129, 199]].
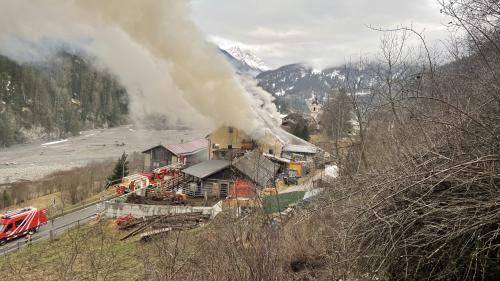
[[1, 189, 116, 219], [0, 219, 140, 280], [262, 191, 306, 213], [0, 207, 331, 280]]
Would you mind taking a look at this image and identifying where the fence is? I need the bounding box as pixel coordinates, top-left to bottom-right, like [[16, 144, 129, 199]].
[[0, 213, 97, 256], [47, 194, 118, 219]]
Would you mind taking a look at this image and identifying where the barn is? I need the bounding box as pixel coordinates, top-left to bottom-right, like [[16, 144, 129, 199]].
[[142, 139, 208, 171]]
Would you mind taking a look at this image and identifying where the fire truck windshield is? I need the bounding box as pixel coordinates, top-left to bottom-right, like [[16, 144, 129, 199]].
[[0, 224, 4, 232]]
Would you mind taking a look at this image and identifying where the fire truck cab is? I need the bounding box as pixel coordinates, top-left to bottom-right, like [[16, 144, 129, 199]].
[[0, 207, 48, 246]]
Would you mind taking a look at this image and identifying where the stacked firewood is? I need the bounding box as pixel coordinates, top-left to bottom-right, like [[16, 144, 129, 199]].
[[116, 212, 210, 241]]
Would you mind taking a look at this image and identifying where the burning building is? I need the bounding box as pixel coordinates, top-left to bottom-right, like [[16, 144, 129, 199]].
[[207, 126, 284, 160]]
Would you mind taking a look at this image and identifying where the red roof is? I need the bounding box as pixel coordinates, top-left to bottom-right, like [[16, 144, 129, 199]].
[[164, 139, 208, 156]]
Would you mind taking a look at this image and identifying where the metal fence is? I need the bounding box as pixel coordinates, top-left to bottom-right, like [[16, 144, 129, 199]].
[[0, 213, 97, 256]]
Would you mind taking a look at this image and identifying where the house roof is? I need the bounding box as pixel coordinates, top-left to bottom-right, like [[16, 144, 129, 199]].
[[182, 160, 230, 179], [164, 139, 208, 156], [263, 153, 291, 164], [282, 144, 317, 154], [142, 139, 208, 156], [233, 151, 279, 187]]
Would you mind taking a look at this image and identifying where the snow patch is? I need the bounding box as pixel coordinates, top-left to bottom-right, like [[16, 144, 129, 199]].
[[324, 165, 339, 182], [275, 90, 285, 97], [41, 139, 68, 146], [355, 91, 370, 96], [225, 46, 270, 71]]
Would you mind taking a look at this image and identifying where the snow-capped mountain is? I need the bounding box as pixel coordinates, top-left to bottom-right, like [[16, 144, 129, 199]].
[[219, 48, 261, 76], [256, 64, 373, 113], [225, 46, 270, 72], [218, 45, 372, 114], [256, 64, 345, 112]]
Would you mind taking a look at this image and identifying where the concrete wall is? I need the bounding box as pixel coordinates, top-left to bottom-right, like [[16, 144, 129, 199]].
[[103, 200, 223, 219]]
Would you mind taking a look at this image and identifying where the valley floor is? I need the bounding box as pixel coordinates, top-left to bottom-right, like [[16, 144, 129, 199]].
[[0, 126, 207, 184]]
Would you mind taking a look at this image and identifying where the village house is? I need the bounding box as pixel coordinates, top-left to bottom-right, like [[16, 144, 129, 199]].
[[281, 144, 318, 176], [142, 139, 208, 171], [206, 126, 283, 160], [182, 159, 232, 198], [181, 150, 279, 199]]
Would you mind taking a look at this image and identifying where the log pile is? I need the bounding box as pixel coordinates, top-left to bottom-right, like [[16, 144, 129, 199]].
[[126, 192, 186, 205], [116, 212, 210, 241]]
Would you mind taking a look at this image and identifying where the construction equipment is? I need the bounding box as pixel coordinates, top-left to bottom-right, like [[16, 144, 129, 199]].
[[284, 170, 298, 185], [288, 162, 303, 177]]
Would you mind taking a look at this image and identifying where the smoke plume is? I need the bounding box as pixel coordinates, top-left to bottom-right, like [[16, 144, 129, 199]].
[[0, 0, 272, 135]]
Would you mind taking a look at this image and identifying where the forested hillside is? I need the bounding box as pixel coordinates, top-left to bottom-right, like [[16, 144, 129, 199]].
[[0, 53, 128, 146]]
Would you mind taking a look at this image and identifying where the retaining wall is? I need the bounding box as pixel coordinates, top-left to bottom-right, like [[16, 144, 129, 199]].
[[103, 200, 223, 218]]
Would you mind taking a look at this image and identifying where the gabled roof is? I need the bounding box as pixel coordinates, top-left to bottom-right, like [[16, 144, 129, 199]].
[[164, 139, 208, 156], [233, 151, 279, 187], [142, 139, 208, 156], [182, 160, 230, 178], [263, 153, 291, 164]]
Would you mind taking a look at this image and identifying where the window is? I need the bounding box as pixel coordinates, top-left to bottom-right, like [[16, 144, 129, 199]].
[[4, 223, 13, 233], [220, 151, 227, 159], [269, 149, 274, 155], [228, 145, 232, 149], [0, 224, 5, 232], [15, 220, 25, 227]]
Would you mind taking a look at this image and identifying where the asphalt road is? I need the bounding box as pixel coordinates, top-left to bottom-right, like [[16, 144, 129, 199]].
[[0, 203, 102, 255]]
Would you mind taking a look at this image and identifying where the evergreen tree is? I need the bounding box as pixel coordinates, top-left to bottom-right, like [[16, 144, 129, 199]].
[[0, 53, 129, 145], [107, 152, 129, 183], [301, 125, 310, 141], [291, 119, 311, 141]]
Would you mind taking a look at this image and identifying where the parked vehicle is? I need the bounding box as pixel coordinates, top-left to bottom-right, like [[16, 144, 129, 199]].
[[0, 207, 48, 246], [284, 170, 298, 185]]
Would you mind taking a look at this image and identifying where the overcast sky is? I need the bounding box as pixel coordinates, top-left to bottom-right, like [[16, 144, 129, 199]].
[[191, 0, 450, 69]]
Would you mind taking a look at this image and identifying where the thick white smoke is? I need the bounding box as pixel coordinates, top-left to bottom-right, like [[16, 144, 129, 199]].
[[0, 0, 278, 135]]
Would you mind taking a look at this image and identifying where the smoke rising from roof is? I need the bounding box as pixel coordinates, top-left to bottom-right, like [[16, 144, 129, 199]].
[[0, 0, 271, 135]]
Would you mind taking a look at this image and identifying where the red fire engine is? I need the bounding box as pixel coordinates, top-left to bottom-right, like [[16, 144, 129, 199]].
[[0, 207, 48, 245]]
